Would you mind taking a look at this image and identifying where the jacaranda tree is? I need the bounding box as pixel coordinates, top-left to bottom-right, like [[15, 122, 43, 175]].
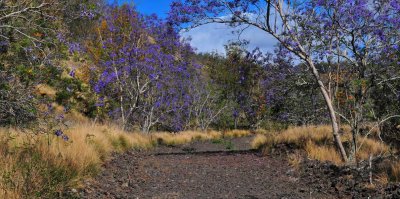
[[89, 5, 202, 132], [169, 0, 400, 162]]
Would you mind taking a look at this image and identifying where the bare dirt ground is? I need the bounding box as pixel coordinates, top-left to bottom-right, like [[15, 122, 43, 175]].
[[77, 137, 328, 199], [74, 137, 400, 199]]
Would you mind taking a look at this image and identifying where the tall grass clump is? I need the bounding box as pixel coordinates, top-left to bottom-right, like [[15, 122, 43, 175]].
[[275, 125, 336, 147], [0, 128, 79, 199], [305, 141, 343, 165], [224, 130, 251, 138], [251, 134, 268, 149], [356, 137, 390, 160], [0, 123, 155, 198], [251, 133, 275, 150], [152, 130, 222, 146], [389, 161, 400, 182], [252, 125, 392, 166]]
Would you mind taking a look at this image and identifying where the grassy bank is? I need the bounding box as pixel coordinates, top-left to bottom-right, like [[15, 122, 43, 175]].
[[0, 123, 250, 198], [251, 125, 400, 184]]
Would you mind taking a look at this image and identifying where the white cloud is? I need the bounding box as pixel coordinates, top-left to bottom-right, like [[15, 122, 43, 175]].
[[180, 23, 277, 55]]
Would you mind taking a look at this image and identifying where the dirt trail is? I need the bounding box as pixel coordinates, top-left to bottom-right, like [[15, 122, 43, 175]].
[[73, 136, 400, 199], [78, 137, 335, 199]]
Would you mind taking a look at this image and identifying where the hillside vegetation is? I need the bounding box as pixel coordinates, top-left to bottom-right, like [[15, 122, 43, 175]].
[[1, 0, 400, 198]]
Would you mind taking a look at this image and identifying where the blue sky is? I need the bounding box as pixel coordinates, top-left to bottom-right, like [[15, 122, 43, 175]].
[[108, 0, 276, 54], [108, 0, 173, 18]]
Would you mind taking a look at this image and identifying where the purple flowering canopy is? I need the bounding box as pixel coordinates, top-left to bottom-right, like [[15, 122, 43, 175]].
[[91, 5, 202, 132], [169, 0, 400, 161], [169, 0, 399, 62]]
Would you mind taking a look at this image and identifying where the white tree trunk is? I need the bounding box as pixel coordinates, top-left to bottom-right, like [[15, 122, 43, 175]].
[[308, 59, 348, 162]]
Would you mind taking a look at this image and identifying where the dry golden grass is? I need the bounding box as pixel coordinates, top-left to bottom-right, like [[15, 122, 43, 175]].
[[0, 123, 156, 198], [62, 58, 93, 84], [37, 103, 89, 124], [0, 129, 22, 199], [251, 125, 390, 167], [356, 138, 389, 160], [0, 124, 229, 198], [64, 109, 89, 124], [305, 141, 344, 165], [251, 134, 270, 149], [363, 183, 377, 190], [253, 129, 269, 135], [207, 130, 223, 140], [390, 161, 400, 182], [374, 160, 400, 184], [274, 125, 334, 147], [250, 125, 337, 150], [152, 132, 193, 146], [56, 124, 154, 168], [35, 84, 56, 98], [50, 103, 89, 124], [224, 129, 251, 138], [152, 130, 222, 146]]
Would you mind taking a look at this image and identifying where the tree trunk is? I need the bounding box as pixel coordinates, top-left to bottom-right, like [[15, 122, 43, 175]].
[[308, 59, 349, 162]]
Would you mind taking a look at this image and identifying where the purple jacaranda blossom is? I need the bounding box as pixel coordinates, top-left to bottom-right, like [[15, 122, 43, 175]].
[[55, 130, 63, 137], [89, 5, 203, 132], [56, 114, 64, 120], [69, 69, 76, 78], [62, 135, 69, 141]]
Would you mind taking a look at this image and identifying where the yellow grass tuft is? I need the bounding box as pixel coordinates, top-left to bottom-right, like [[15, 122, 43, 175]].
[[305, 141, 343, 165], [275, 125, 334, 147], [356, 138, 389, 160], [152, 132, 192, 146], [206, 130, 223, 140], [253, 129, 269, 134], [51, 102, 66, 114], [35, 84, 57, 98], [64, 109, 89, 124], [251, 134, 269, 149], [152, 130, 222, 146], [390, 161, 400, 182], [224, 129, 251, 138], [38, 102, 89, 124]]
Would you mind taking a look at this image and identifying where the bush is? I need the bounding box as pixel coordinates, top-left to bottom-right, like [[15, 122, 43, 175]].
[[0, 76, 37, 126]]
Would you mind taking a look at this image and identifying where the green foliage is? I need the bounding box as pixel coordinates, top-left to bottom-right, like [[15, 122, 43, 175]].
[[197, 43, 268, 129], [257, 121, 289, 132]]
